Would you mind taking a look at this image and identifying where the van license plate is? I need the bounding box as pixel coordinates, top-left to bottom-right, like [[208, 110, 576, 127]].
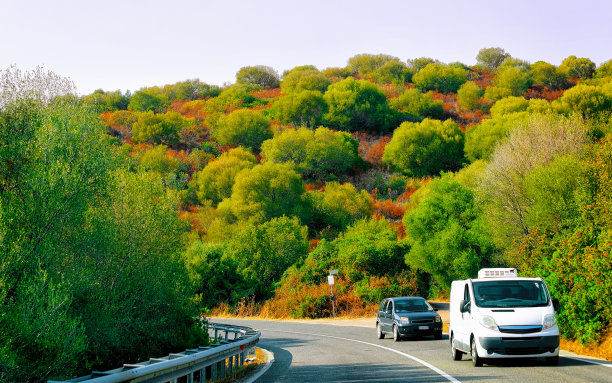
[[418, 326, 429, 330]]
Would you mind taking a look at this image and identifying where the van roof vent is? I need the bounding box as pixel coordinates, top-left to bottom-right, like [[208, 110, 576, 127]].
[[478, 268, 517, 278]]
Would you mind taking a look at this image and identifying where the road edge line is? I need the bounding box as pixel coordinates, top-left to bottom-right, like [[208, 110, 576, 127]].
[[262, 329, 460, 383]]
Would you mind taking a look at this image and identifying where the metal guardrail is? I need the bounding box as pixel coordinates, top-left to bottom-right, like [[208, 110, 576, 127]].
[[49, 321, 260, 383]]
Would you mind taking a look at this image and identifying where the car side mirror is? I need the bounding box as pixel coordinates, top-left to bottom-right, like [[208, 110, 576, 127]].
[[459, 299, 467, 313], [552, 298, 560, 312], [434, 308, 439, 312]]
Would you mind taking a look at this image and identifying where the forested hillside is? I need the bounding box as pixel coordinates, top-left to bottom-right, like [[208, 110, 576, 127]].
[[1, 48, 611, 380]]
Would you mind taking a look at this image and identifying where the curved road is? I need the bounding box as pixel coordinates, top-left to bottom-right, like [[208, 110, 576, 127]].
[[221, 318, 611, 383]]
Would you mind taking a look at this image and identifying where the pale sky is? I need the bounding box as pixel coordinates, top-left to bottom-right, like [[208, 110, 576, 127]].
[[2, 0, 611, 95]]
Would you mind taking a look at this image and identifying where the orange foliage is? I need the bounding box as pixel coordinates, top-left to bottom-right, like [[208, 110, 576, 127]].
[[469, 67, 495, 89], [251, 88, 281, 100], [259, 277, 379, 319], [353, 132, 391, 167], [179, 100, 209, 121], [305, 183, 324, 192], [170, 99, 189, 113], [524, 86, 564, 101], [373, 198, 406, 221]]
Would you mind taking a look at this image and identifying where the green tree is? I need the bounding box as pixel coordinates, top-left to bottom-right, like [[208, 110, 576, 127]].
[[139, 145, 181, 175], [272, 90, 328, 127], [595, 59, 612, 78], [281, 66, 331, 94], [490, 96, 529, 118], [347, 53, 399, 76], [494, 66, 533, 96], [382, 118, 465, 176], [236, 65, 280, 88], [524, 155, 592, 232], [476, 47, 511, 70], [183, 241, 248, 308], [73, 170, 201, 369], [335, 218, 407, 282], [412, 63, 468, 93], [369, 60, 413, 85], [190, 147, 257, 205], [559, 56, 596, 79], [529, 61, 567, 90], [213, 109, 273, 151], [323, 77, 396, 133], [217, 162, 308, 224], [464, 112, 530, 162], [82, 89, 130, 112], [132, 110, 192, 145], [457, 81, 483, 110], [307, 182, 373, 231], [128, 87, 169, 112], [483, 86, 512, 102], [404, 174, 495, 289], [261, 126, 361, 181], [389, 88, 444, 120], [557, 83, 611, 118], [164, 79, 221, 100], [0, 96, 105, 382], [477, 115, 589, 249], [225, 216, 309, 299], [406, 57, 439, 73]]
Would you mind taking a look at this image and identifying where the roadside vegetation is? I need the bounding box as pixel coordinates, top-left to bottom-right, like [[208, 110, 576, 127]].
[[1, 48, 611, 381]]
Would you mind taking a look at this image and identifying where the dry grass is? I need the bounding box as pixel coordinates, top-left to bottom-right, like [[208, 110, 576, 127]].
[[560, 331, 612, 361]]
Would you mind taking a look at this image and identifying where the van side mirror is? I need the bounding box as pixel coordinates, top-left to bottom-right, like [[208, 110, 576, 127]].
[[552, 298, 560, 312], [459, 299, 469, 313]]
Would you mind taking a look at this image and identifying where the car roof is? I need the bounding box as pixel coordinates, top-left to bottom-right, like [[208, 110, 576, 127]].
[[387, 297, 425, 301]]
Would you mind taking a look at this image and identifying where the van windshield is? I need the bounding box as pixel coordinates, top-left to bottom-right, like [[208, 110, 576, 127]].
[[472, 280, 549, 308]]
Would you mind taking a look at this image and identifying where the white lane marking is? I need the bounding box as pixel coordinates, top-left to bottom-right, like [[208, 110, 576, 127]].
[[260, 328, 461, 383], [560, 354, 612, 368]]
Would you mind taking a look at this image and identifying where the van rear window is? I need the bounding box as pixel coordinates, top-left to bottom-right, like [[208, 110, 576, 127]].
[[472, 281, 549, 308]]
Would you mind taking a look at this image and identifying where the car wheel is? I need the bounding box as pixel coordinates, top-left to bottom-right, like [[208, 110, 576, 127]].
[[450, 334, 462, 361], [376, 323, 385, 339], [393, 325, 401, 342], [435, 330, 443, 340], [545, 356, 559, 366], [471, 337, 483, 367]]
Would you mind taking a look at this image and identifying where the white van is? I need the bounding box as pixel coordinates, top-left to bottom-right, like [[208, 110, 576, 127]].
[[449, 268, 560, 366]]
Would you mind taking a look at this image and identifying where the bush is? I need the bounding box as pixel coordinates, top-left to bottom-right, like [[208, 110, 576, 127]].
[[213, 109, 272, 151], [412, 63, 468, 93], [382, 118, 464, 176]]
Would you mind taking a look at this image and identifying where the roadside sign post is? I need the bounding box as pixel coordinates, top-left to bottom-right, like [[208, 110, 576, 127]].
[[328, 269, 338, 318]]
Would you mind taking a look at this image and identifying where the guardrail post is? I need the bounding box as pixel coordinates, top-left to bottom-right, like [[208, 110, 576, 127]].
[[224, 330, 229, 342]]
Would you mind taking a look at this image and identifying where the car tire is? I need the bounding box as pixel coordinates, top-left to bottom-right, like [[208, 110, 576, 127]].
[[377, 323, 385, 339], [435, 330, 443, 340], [471, 337, 483, 367], [450, 334, 462, 361], [393, 325, 401, 342], [545, 356, 559, 366]]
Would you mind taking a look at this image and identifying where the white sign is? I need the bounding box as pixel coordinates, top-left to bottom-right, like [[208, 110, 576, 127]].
[[327, 275, 335, 285], [329, 269, 339, 275]]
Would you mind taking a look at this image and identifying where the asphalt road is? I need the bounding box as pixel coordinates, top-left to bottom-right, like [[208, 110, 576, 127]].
[[221, 318, 611, 383]]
